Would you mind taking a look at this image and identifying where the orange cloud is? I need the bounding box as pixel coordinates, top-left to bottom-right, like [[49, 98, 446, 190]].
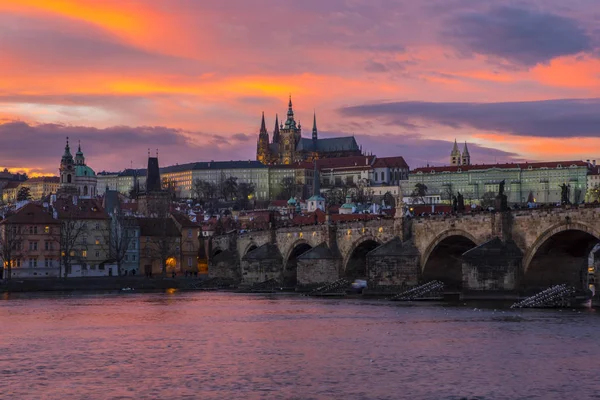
[[532, 55, 600, 93]]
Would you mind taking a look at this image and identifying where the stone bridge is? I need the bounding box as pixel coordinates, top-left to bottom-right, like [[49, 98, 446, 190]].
[[210, 206, 600, 293]]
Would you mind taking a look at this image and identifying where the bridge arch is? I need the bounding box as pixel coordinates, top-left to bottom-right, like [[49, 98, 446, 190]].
[[243, 243, 258, 256], [343, 236, 383, 279], [523, 222, 600, 290], [420, 229, 479, 289], [283, 240, 313, 286], [211, 247, 225, 258]]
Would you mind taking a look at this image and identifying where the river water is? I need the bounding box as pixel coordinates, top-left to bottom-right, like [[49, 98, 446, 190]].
[[1, 292, 598, 400]]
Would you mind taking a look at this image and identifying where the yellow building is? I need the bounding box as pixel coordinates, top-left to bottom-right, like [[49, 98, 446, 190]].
[[53, 197, 113, 276], [22, 176, 60, 200]]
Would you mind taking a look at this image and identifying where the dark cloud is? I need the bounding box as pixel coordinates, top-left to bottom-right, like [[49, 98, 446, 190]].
[[0, 121, 250, 172], [320, 131, 520, 168], [231, 133, 254, 141], [442, 5, 593, 66], [339, 98, 600, 138]]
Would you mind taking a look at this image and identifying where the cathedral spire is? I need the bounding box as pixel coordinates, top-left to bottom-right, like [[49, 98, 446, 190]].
[[450, 139, 461, 166], [273, 114, 280, 143], [312, 111, 318, 141], [461, 141, 471, 165], [285, 94, 296, 128], [260, 112, 267, 135]]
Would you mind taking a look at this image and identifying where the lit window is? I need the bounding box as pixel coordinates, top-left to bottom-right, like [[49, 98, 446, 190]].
[[44, 226, 50, 234], [82, 250, 87, 258]]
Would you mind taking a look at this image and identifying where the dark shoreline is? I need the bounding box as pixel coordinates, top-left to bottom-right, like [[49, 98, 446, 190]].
[[1, 277, 598, 308]]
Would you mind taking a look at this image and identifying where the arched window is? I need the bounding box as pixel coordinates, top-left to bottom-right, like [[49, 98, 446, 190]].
[[67, 174, 72, 183], [84, 186, 88, 196]]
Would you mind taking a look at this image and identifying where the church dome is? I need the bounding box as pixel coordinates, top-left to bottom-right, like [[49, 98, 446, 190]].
[[75, 165, 96, 177]]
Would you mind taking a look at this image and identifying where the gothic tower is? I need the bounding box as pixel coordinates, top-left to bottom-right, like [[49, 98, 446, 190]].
[[450, 139, 461, 166], [461, 142, 471, 166], [272, 114, 280, 144], [59, 137, 76, 192], [278, 95, 301, 164], [256, 112, 270, 164], [312, 112, 318, 141]]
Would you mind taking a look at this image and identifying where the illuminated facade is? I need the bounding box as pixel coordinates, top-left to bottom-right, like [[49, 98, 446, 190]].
[[256, 96, 362, 165]]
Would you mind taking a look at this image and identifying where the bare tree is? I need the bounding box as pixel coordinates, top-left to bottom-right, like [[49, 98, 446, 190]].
[[105, 210, 136, 277], [480, 191, 496, 209], [355, 178, 374, 204], [222, 176, 238, 201], [382, 191, 396, 208], [56, 215, 88, 278], [192, 179, 216, 204], [410, 183, 428, 205], [0, 222, 23, 280], [442, 183, 454, 203], [236, 182, 255, 209], [587, 184, 600, 203], [277, 177, 296, 200]]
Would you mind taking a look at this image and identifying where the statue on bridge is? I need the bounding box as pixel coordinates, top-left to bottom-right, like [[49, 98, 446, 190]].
[[452, 195, 458, 212], [495, 180, 508, 211], [457, 192, 465, 212], [560, 183, 571, 204]]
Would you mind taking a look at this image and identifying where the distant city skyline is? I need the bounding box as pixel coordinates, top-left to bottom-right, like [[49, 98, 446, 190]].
[[1, 1, 600, 175]]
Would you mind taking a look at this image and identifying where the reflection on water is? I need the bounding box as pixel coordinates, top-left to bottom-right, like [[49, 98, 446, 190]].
[[1, 292, 598, 399]]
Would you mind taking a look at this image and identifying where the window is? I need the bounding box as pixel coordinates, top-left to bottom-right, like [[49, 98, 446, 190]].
[[187, 229, 192, 238], [28, 259, 37, 268], [44, 259, 52, 268], [188, 257, 192, 267], [29, 242, 38, 251], [95, 251, 100, 258], [69, 251, 75, 257], [44, 226, 50, 234], [132, 255, 136, 261], [44, 241, 53, 251], [82, 250, 87, 258], [95, 238, 101, 245], [29, 226, 38, 235], [95, 223, 100, 230]]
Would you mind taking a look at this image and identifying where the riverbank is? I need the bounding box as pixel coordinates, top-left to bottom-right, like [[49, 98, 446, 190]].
[[0, 276, 203, 293], [2, 278, 598, 307]]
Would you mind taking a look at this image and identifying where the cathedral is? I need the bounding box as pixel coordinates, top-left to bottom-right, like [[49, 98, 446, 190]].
[[450, 139, 471, 166], [256, 96, 362, 165], [57, 137, 97, 198]]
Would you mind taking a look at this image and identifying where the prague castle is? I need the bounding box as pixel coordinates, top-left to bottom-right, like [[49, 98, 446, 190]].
[[256, 96, 362, 165]]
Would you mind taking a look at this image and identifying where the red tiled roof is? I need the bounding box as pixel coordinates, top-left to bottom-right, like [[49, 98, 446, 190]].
[[1, 203, 59, 225], [53, 198, 109, 220], [372, 156, 409, 169], [269, 200, 289, 207], [412, 160, 589, 173]]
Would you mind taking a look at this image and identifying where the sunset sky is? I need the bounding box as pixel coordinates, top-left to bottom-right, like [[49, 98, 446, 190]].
[[1, 0, 600, 176]]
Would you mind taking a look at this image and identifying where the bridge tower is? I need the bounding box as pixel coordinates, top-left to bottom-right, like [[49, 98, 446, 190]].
[[393, 186, 408, 240]]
